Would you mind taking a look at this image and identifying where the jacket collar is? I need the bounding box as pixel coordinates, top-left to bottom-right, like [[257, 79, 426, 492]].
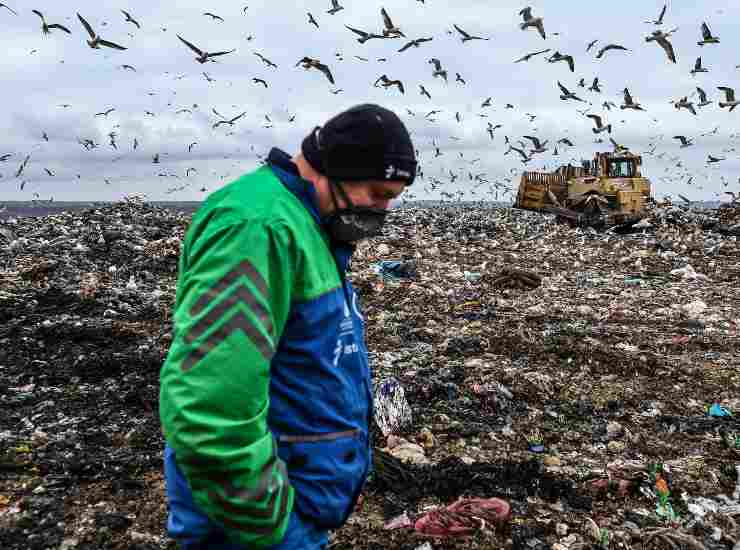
[[266, 147, 355, 274]]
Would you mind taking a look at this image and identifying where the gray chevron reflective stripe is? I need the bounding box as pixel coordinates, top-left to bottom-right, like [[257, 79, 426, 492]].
[[190, 259, 269, 317], [206, 456, 291, 532], [181, 259, 274, 371]]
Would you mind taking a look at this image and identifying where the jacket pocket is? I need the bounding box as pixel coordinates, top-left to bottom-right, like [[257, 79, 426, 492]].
[[277, 429, 369, 528]]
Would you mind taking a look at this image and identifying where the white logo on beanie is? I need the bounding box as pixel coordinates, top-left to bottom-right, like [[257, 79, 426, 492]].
[[385, 164, 411, 179]]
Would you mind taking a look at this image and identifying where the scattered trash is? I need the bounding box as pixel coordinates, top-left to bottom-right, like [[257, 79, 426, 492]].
[[707, 403, 733, 417], [374, 378, 413, 436], [373, 259, 418, 281], [2, 199, 739, 549]]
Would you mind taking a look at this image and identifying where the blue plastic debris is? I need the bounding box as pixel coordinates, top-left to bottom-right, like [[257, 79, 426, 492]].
[[708, 403, 732, 417]]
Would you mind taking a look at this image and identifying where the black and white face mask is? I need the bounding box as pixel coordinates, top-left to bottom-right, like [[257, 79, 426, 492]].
[[322, 180, 389, 244]]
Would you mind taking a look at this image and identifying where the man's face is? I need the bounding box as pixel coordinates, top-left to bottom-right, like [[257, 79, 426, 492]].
[[336, 180, 406, 211]]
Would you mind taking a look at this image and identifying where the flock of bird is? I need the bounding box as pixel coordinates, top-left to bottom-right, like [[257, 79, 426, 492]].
[[0, 2, 738, 203]]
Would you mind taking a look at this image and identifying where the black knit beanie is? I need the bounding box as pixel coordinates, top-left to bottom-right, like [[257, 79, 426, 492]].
[[301, 103, 417, 185]]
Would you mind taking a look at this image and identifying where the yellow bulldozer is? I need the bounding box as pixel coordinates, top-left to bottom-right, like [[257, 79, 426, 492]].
[[514, 151, 653, 227]]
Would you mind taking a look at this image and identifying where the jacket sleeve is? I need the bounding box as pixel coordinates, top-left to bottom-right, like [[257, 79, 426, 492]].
[[160, 218, 297, 548]]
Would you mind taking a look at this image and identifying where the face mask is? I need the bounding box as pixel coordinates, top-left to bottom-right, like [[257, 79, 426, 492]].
[[323, 180, 389, 244]]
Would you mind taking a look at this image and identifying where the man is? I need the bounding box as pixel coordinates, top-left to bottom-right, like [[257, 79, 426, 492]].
[[159, 103, 417, 549]]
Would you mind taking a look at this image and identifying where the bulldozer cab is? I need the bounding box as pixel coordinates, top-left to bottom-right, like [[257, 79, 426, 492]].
[[606, 157, 636, 178]]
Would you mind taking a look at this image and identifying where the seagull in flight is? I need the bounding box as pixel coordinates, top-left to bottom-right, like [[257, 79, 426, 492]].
[[690, 57, 708, 76], [698, 22, 719, 46], [344, 25, 384, 44], [673, 135, 693, 148], [547, 51, 575, 72], [327, 0, 344, 15], [718, 86, 739, 112], [557, 81, 585, 102], [213, 111, 247, 129], [0, 3, 18, 16], [381, 7, 404, 38], [398, 37, 433, 52], [203, 12, 224, 22], [77, 13, 127, 50], [695, 86, 712, 107], [32, 10, 71, 35], [296, 57, 335, 84], [177, 34, 235, 63], [453, 24, 489, 42], [645, 4, 667, 25], [621, 88, 645, 110], [587, 114, 612, 134], [596, 44, 629, 59], [307, 12, 319, 28], [645, 29, 677, 63], [429, 58, 448, 82], [419, 84, 431, 99], [254, 52, 278, 68], [519, 7, 546, 39], [95, 108, 115, 117], [121, 9, 140, 29], [374, 74, 405, 94], [514, 48, 550, 63]]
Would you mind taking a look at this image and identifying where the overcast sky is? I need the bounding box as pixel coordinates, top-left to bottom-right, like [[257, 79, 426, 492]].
[[0, 0, 738, 203]]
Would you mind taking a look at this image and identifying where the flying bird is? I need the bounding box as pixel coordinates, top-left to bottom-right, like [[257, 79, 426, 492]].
[[481, 97, 492, 107], [121, 64, 136, 71], [374, 74, 405, 94], [296, 57, 335, 84], [589, 77, 601, 93], [307, 12, 319, 28], [586, 39, 598, 52], [429, 58, 448, 82], [645, 29, 677, 63], [327, 0, 344, 15], [523, 135, 548, 154], [15, 154, 30, 178], [519, 7, 546, 40], [547, 51, 575, 72], [213, 111, 247, 128], [344, 25, 384, 44], [646, 4, 667, 25], [381, 7, 404, 38], [557, 138, 574, 146], [177, 34, 235, 63], [31, 10, 71, 35], [707, 155, 724, 164], [718, 87, 739, 112], [203, 12, 224, 22], [596, 44, 629, 58], [689, 56, 709, 76], [698, 22, 719, 46], [673, 96, 697, 115], [254, 52, 278, 68], [419, 84, 431, 99], [121, 9, 140, 29], [673, 135, 693, 148], [621, 88, 645, 110], [452, 24, 489, 42], [252, 78, 268, 88], [95, 108, 115, 117], [513, 48, 550, 63], [696, 86, 712, 107], [455, 72, 466, 85], [557, 81, 584, 102], [398, 37, 433, 52], [77, 13, 127, 49], [0, 3, 17, 16]]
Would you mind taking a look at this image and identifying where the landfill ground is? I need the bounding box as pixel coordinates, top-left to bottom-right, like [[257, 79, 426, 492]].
[[1, 198, 739, 550]]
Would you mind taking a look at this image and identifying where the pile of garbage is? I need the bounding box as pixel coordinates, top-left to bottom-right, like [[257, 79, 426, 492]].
[[0, 197, 739, 549]]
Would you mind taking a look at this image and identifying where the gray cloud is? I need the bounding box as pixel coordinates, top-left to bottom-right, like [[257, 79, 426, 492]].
[[0, 0, 738, 202]]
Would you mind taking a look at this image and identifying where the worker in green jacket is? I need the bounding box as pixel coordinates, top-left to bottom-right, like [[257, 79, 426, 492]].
[[160, 104, 417, 549]]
